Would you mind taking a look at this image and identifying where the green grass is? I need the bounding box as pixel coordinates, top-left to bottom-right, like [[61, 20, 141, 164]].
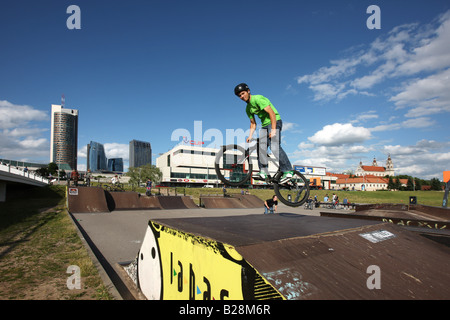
[[0, 185, 114, 300], [131, 185, 445, 207]]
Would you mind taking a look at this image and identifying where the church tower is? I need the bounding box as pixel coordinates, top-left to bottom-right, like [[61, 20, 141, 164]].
[[385, 155, 394, 177], [372, 158, 378, 166]]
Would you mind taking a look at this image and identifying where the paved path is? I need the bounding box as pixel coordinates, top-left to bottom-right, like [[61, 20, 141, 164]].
[[70, 204, 339, 299]]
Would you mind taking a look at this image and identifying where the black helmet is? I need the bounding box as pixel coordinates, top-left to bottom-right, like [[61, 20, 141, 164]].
[[234, 83, 249, 96]]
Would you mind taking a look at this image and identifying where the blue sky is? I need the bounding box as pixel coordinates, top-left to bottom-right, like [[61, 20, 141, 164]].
[[1, 0, 449, 179]]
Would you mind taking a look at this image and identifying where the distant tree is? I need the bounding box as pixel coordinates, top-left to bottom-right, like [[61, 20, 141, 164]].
[[407, 177, 414, 191], [48, 162, 59, 175], [430, 178, 442, 190], [35, 166, 49, 178], [394, 178, 401, 190], [126, 164, 162, 189], [388, 176, 395, 190], [414, 178, 422, 191]]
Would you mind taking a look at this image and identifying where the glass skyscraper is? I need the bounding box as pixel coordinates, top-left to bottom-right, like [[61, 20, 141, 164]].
[[50, 105, 78, 171], [108, 158, 124, 172], [87, 141, 107, 172], [129, 140, 152, 168]]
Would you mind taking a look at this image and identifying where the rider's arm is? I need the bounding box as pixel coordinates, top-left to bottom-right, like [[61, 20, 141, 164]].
[[263, 106, 277, 138], [247, 118, 257, 142]]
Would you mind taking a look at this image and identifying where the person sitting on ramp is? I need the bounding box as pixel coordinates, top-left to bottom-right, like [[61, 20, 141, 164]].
[[264, 195, 278, 214]]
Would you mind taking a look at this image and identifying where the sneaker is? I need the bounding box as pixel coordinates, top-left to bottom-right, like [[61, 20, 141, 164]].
[[252, 171, 268, 181], [280, 171, 294, 184]]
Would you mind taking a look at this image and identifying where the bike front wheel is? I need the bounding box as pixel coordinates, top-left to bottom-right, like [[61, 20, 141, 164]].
[[215, 144, 253, 187], [274, 171, 310, 207]]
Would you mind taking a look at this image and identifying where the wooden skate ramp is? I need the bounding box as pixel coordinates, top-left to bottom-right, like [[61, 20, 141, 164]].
[[200, 194, 263, 209], [234, 194, 264, 208], [200, 196, 247, 209], [181, 196, 198, 209], [138, 196, 162, 210], [67, 186, 109, 213], [107, 191, 141, 211], [129, 214, 450, 300], [323, 203, 450, 229], [67, 186, 197, 212], [157, 196, 197, 209]]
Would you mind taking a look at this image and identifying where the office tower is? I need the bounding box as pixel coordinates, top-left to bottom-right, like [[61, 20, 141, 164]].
[[129, 140, 152, 168], [108, 158, 124, 172], [50, 104, 78, 171], [87, 141, 107, 172]]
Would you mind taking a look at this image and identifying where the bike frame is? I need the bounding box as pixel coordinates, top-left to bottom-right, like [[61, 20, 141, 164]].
[[215, 139, 310, 207], [232, 139, 283, 182]]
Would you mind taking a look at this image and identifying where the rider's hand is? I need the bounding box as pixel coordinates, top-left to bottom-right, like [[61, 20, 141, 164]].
[[269, 131, 277, 138]]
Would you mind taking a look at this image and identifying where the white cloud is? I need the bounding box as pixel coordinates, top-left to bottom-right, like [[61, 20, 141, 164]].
[[104, 143, 129, 160], [395, 11, 450, 76], [381, 139, 450, 179], [78, 145, 88, 159], [390, 68, 450, 117], [350, 110, 378, 124], [0, 100, 48, 130], [308, 123, 372, 146], [296, 10, 450, 118], [290, 123, 374, 172], [0, 99, 50, 162], [369, 116, 435, 132]]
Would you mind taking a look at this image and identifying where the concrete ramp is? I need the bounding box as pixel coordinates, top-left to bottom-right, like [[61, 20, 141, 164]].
[[67, 186, 109, 213], [125, 214, 450, 300]]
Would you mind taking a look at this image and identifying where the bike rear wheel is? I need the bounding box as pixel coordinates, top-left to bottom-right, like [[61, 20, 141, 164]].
[[274, 171, 310, 207], [215, 144, 253, 186]]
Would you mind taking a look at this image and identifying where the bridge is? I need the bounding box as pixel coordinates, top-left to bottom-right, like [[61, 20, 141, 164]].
[[0, 162, 49, 202]]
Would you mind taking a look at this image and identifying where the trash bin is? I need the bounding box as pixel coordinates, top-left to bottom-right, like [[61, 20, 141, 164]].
[[409, 196, 417, 205]]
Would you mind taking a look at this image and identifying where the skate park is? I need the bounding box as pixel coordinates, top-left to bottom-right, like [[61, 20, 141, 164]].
[[67, 186, 450, 300]]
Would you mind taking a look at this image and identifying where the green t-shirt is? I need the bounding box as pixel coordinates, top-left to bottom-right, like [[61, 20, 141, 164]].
[[246, 95, 281, 127]]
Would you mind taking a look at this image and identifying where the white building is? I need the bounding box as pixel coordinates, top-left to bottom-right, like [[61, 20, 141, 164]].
[[156, 144, 338, 189], [156, 144, 279, 187], [355, 156, 394, 177], [294, 165, 337, 189]]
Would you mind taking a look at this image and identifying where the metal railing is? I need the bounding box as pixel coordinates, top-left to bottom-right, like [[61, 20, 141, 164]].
[[0, 162, 49, 184]]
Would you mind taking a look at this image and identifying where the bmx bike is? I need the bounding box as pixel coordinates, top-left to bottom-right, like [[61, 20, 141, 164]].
[[103, 183, 125, 192], [214, 139, 310, 207]]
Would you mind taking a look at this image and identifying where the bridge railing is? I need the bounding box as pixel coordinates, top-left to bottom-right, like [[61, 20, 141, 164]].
[[0, 162, 49, 184]]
